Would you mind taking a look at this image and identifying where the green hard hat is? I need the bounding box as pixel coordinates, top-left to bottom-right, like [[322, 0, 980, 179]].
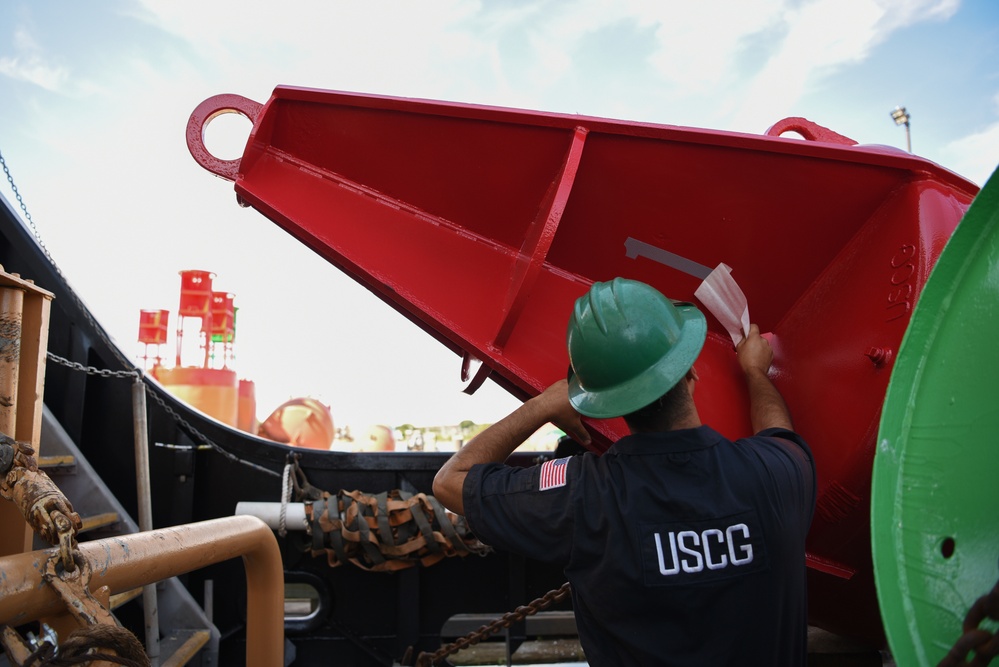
[[566, 278, 706, 419]]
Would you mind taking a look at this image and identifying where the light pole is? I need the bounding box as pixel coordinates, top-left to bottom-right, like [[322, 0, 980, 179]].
[[891, 106, 911, 153]]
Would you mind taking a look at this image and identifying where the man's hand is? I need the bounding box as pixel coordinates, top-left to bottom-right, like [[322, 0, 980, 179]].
[[736, 324, 794, 433], [736, 324, 773, 376], [433, 380, 590, 515], [534, 380, 592, 448]]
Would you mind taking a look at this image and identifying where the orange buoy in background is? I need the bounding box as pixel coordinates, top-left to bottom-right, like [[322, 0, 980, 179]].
[[142, 270, 336, 443], [358, 425, 395, 452], [176, 269, 215, 368], [142, 270, 261, 432], [237, 379, 258, 433], [138, 309, 169, 369], [258, 397, 335, 450], [177, 270, 214, 317], [138, 309, 169, 344], [152, 366, 239, 427]]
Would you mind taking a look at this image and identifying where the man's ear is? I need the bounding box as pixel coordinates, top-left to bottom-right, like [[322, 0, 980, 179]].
[[684, 366, 699, 395]]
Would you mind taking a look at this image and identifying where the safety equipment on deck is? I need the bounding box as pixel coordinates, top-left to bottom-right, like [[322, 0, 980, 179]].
[[566, 277, 706, 418]]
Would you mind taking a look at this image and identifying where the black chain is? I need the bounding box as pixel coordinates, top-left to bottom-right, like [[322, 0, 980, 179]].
[[44, 351, 281, 480], [1, 149, 280, 480], [413, 582, 572, 666], [45, 352, 139, 380], [0, 149, 49, 258], [1, 148, 131, 370], [141, 382, 280, 477]]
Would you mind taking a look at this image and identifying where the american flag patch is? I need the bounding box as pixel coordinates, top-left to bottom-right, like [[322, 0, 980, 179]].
[[539, 457, 570, 491]]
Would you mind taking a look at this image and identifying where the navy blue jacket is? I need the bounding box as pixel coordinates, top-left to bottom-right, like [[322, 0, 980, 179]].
[[463, 426, 816, 666]]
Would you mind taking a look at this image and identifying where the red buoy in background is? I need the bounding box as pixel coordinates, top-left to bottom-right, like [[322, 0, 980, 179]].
[[138, 308, 169, 368], [143, 270, 248, 429]]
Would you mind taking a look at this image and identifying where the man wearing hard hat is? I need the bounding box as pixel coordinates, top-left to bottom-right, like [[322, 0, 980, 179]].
[[434, 277, 816, 666]]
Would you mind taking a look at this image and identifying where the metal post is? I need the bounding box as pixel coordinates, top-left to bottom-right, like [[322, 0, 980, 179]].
[[133, 375, 160, 664], [891, 106, 912, 153]]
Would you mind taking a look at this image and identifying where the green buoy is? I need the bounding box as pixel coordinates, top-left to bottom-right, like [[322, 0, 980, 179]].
[[873, 164, 999, 665]]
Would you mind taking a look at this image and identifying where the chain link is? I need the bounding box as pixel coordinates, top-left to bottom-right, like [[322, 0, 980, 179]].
[[45, 352, 139, 380], [414, 582, 573, 666], [141, 383, 280, 477], [0, 149, 50, 259], [44, 352, 281, 479], [2, 148, 132, 371]]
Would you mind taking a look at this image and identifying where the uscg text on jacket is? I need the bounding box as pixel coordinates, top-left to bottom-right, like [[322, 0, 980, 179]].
[[640, 512, 767, 585]]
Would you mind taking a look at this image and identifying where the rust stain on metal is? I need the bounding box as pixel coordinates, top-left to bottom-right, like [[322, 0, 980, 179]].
[[0, 315, 21, 363]]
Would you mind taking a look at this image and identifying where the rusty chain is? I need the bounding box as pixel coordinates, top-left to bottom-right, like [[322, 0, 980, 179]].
[[0, 433, 148, 665], [10, 624, 149, 666], [0, 550, 131, 662], [938, 579, 999, 667], [413, 582, 572, 667], [0, 433, 82, 571]]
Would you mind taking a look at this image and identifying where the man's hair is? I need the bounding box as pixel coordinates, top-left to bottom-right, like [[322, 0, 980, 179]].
[[622, 377, 692, 432]]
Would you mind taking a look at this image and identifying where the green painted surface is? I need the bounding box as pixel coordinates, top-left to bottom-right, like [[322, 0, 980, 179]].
[[873, 165, 999, 666]]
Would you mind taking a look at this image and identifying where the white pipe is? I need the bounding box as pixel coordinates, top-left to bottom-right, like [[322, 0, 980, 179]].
[[235, 501, 308, 531]]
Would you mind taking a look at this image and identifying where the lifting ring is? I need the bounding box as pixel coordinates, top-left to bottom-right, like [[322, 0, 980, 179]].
[[186, 94, 264, 181]]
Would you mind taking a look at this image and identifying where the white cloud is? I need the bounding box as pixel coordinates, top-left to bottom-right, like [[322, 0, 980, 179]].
[[0, 25, 70, 92], [0, 54, 68, 91], [729, 0, 961, 131], [1, 0, 987, 429], [941, 92, 999, 187], [874, 0, 960, 30], [12, 25, 40, 51], [637, 0, 785, 90], [0, 20, 124, 96]]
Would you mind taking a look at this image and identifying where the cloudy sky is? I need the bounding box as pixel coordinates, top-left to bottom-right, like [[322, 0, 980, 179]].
[[1, 0, 997, 431]]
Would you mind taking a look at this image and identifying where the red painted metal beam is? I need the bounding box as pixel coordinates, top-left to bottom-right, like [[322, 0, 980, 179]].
[[186, 87, 980, 645]]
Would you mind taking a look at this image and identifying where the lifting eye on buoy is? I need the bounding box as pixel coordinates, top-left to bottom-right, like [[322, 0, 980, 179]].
[[185, 94, 263, 182]]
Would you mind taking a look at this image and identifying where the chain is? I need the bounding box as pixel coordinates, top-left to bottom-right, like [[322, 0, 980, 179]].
[[0, 151, 281, 481], [0, 433, 83, 570], [938, 578, 999, 667], [413, 582, 572, 667], [1, 148, 132, 370], [45, 352, 139, 380], [141, 383, 280, 477], [46, 351, 282, 480], [0, 149, 49, 259]]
